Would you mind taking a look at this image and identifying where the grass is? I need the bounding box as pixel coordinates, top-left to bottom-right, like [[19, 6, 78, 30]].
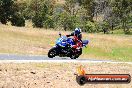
[[0, 24, 132, 61], [81, 33, 132, 61], [0, 24, 59, 55]]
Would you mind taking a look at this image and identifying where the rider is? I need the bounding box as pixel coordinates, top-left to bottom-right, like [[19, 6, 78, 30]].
[[66, 28, 82, 49]]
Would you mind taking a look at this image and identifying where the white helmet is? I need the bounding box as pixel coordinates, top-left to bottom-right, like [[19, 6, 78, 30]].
[[75, 28, 81, 35]]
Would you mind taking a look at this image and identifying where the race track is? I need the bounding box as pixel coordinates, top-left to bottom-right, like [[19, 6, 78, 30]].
[[0, 54, 132, 64], [0, 53, 111, 62]]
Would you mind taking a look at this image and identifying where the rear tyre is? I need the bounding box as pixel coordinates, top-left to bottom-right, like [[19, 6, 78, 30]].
[[70, 54, 77, 59], [48, 47, 57, 58], [76, 48, 82, 58], [76, 55, 80, 58]]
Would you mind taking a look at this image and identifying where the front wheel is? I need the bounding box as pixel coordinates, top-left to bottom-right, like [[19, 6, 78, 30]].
[[48, 47, 57, 58]]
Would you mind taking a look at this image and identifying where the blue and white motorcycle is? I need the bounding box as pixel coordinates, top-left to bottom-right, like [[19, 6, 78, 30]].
[[48, 33, 89, 59]]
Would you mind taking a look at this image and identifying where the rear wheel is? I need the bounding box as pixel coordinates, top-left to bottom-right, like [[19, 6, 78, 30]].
[[76, 48, 82, 58], [70, 54, 77, 59], [48, 47, 57, 58], [76, 55, 80, 58], [70, 48, 82, 59]]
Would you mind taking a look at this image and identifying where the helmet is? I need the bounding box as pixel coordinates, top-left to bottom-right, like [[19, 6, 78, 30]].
[[74, 28, 81, 35]]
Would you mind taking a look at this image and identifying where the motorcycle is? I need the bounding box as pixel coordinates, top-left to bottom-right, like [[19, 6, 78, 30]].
[[48, 33, 89, 59]]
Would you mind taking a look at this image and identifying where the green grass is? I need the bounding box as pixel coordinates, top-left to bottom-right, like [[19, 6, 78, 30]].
[[81, 33, 132, 61], [83, 47, 132, 61], [0, 24, 132, 61]]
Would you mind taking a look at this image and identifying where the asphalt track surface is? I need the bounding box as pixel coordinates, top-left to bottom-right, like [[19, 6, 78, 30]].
[[0, 54, 132, 64], [0, 53, 111, 62], [0, 53, 101, 61]]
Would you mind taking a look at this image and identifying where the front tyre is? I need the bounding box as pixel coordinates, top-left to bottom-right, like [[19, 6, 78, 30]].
[[48, 47, 57, 58]]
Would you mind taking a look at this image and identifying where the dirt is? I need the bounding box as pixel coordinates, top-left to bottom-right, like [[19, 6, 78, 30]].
[[0, 62, 131, 88]]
